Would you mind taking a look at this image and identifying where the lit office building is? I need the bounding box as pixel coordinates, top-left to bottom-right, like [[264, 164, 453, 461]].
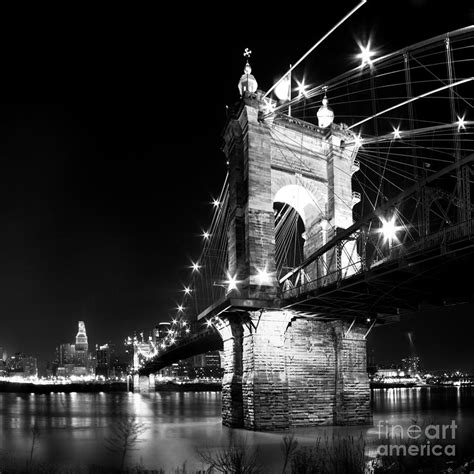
[[56, 321, 92, 377], [96, 343, 111, 378], [5, 353, 38, 379], [21, 357, 38, 378], [58, 343, 75, 365], [190, 351, 223, 379], [74, 321, 89, 368]]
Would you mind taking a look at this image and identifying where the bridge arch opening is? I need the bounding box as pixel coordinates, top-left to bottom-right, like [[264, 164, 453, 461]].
[[273, 201, 305, 281], [273, 184, 324, 281], [273, 184, 322, 229]]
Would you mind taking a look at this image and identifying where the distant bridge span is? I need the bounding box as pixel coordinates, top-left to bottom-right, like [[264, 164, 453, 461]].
[[140, 327, 221, 375]]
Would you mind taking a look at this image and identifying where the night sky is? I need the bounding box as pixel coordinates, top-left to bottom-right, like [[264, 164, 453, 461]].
[[0, 2, 472, 372]]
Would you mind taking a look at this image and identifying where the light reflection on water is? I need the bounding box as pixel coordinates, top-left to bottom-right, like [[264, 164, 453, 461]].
[[0, 387, 472, 471]]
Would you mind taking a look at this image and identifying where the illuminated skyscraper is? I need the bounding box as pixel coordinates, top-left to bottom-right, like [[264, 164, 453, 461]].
[[74, 320, 89, 369], [75, 321, 88, 351], [56, 321, 92, 377]]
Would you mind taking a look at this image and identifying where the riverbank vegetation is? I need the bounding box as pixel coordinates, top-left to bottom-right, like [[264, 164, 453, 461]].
[[1, 423, 473, 473]]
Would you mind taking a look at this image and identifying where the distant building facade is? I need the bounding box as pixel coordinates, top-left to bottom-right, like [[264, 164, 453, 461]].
[[402, 356, 421, 375], [5, 352, 38, 378], [0, 346, 5, 376], [156, 350, 223, 381], [96, 343, 113, 377], [190, 351, 223, 379], [55, 321, 92, 378]]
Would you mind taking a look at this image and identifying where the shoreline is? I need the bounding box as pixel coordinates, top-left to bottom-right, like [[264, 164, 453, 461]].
[[1, 381, 468, 393], [370, 382, 473, 389], [0, 381, 127, 393], [0, 380, 222, 393]]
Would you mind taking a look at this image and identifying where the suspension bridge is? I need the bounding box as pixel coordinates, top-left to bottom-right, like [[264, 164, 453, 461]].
[[136, 21, 474, 430]]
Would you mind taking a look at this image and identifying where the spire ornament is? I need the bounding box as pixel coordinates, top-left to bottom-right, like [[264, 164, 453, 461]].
[[238, 48, 258, 97], [317, 86, 334, 128]]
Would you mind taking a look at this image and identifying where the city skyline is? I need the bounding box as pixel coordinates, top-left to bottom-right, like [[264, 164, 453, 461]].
[[0, 2, 473, 373]]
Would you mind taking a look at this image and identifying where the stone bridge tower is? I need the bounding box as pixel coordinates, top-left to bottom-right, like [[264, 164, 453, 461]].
[[214, 58, 371, 431], [224, 63, 360, 302]]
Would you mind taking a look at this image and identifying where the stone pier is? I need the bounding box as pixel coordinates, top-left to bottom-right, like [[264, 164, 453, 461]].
[[215, 317, 244, 427], [285, 318, 371, 427], [241, 310, 292, 430], [217, 310, 371, 431], [133, 374, 154, 393]]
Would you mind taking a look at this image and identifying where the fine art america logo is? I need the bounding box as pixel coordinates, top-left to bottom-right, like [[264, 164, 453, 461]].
[[376, 420, 457, 457]]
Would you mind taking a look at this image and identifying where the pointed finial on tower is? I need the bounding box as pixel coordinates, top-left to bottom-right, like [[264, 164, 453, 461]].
[[243, 48, 252, 74], [238, 48, 258, 97], [322, 86, 328, 105], [317, 86, 334, 128]]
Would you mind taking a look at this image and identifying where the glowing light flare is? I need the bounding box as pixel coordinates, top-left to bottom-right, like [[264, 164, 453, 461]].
[[378, 214, 404, 246], [206, 319, 213, 327], [183, 286, 192, 295], [212, 199, 220, 207], [202, 231, 210, 239], [261, 98, 275, 115], [354, 134, 363, 147], [171, 319, 177, 325], [225, 273, 239, 292], [177, 305, 184, 312], [191, 261, 201, 272], [296, 79, 308, 98], [256, 267, 272, 285], [457, 115, 466, 131], [393, 126, 401, 139], [356, 41, 376, 67]]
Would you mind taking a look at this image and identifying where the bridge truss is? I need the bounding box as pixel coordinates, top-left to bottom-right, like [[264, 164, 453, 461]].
[[192, 26, 474, 315]]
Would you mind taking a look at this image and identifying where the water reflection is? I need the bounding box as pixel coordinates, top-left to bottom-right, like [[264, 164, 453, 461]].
[[0, 387, 472, 471]]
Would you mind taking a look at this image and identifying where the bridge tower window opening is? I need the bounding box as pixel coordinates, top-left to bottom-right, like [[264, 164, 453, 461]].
[[273, 201, 306, 282]]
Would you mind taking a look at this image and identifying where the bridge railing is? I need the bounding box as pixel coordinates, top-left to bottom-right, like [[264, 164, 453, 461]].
[[280, 216, 474, 300], [280, 156, 474, 299]]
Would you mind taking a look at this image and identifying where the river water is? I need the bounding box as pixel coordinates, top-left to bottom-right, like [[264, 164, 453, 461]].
[[0, 386, 473, 471]]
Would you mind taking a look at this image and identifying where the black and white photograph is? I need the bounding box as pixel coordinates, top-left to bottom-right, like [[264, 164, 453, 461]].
[[0, 1, 473, 472]]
